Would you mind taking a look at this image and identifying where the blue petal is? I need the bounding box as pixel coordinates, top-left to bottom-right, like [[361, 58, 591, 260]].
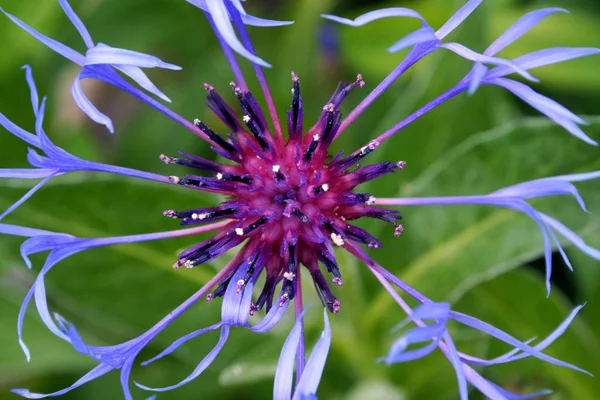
[[321, 8, 427, 27], [221, 261, 252, 326], [493, 179, 588, 212], [274, 312, 305, 400], [84, 45, 181, 70], [450, 310, 590, 374], [489, 78, 596, 145], [1, 7, 85, 65], [439, 42, 538, 82], [12, 364, 113, 399], [441, 333, 468, 400], [484, 8, 568, 56], [463, 365, 510, 399], [141, 323, 222, 366], [188, 0, 293, 27], [135, 326, 230, 392], [411, 302, 451, 320], [114, 64, 172, 102], [21, 65, 40, 117], [57, 0, 95, 48], [54, 314, 93, 356], [0, 168, 57, 179], [240, 14, 294, 27], [380, 338, 440, 364], [435, 0, 483, 39], [71, 73, 114, 133], [541, 214, 600, 260], [203, 1, 271, 67], [488, 47, 600, 79], [250, 295, 290, 333], [119, 358, 136, 400], [0, 111, 40, 148], [0, 173, 57, 221], [467, 62, 488, 95], [0, 223, 56, 238], [292, 309, 331, 400], [387, 27, 438, 53]]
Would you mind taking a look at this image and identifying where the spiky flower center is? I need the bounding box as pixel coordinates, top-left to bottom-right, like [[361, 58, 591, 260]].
[[162, 73, 404, 313]]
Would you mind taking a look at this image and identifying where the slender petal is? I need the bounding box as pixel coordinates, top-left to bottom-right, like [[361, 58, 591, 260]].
[[0, 7, 86, 65], [489, 78, 596, 145], [292, 309, 331, 400], [71, 74, 114, 132], [484, 8, 568, 56], [435, 0, 483, 39], [204, 1, 270, 67], [274, 312, 305, 400], [11, 364, 113, 399], [135, 326, 231, 392], [84, 45, 181, 70], [0, 173, 57, 221], [321, 8, 427, 26], [57, 0, 95, 48], [387, 27, 438, 53]]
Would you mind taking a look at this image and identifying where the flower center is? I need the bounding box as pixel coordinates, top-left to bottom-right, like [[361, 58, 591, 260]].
[[162, 73, 404, 313]]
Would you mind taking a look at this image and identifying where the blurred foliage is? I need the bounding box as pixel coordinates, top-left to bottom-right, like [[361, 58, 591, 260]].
[[0, 0, 599, 399]]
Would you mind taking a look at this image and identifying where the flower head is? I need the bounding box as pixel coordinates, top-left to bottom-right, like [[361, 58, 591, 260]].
[[1, 1, 599, 399]]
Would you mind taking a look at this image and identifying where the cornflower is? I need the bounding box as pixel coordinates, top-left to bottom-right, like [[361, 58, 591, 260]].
[[0, 0, 599, 399]]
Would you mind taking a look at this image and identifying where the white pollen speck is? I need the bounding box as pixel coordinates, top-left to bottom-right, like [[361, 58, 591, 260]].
[[237, 279, 245, 286], [272, 165, 281, 173], [283, 272, 296, 281], [198, 213, 208, 220], [235, 228, 244, 236], [367, 196, 376, 205], [216, 173, 224, 180], [193, 118, 201, 125], [291, 88, 295, 94], [184, 260, 194, 268], [313, 134, 320, 141], [192, 213, 199, 220], [331, 233, 345, 246], [322, 183, 330, 192], [243, 115, 251, 123], [169, 176, 180, 184]]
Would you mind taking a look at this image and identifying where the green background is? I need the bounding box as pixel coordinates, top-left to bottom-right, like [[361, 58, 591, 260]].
[[1, 0, 599, 399]]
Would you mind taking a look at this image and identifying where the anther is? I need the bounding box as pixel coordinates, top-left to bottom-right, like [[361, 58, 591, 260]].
[[193, 119, 237, 155], [163, 210, 177, 218], [397, 161, 407, 170], [331, 233, 345, 246], [272, 165, 285, 182], [332, 299, 340, 313], [332, 277, 344, 286], [235, 228, 244, 236], [159, 154, 173, 164], [169, 176, 181, 184], [303, 134, 320, 162], [394, 225, 404, 237], [237, 279, 245, 293], [283, 271, 296, 281]]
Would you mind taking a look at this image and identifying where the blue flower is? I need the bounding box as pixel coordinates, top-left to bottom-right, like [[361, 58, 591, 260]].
[[374, 288, 585, 399], [1, 1, 599, 399], [187, 0, 293, 67], [0, 67, 171, 221], [274, 309, 331, 400], [1, 0, 182, 133]]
